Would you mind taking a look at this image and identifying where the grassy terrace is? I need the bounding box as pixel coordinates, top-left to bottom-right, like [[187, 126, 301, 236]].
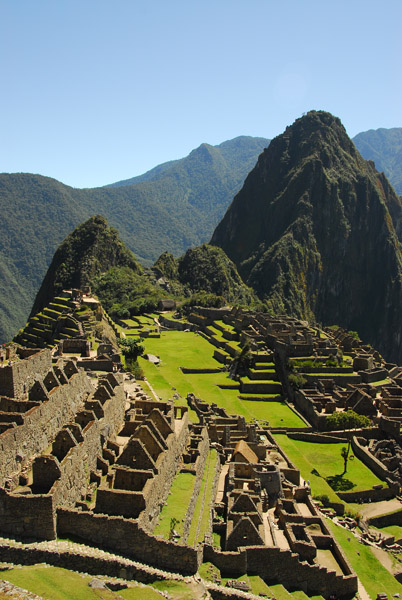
[[139, 331, 306, 426], [325, 518, 402, 599], [2, 565, 195, 599], [273, 435, 383, 500], [153, 471, 195, 539], [199, 563, 321, 599], [187, 449, 218, 546]]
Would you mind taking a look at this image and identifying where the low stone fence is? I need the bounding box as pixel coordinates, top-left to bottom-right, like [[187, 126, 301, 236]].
[[368, 509, 402, 528], [159, 315, 195, 331], [203, 544, 357, 598], [182, 431, 210, 543], [57, 509, 202, 575], [180, 367, 223, 374], [352, 436, 400, 484], [287, 432, 347, 443], [337, 485, 396, 503], [0, 543, 169, 584]]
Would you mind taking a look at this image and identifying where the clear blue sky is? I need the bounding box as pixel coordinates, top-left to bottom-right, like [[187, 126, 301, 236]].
[[1, 0, 401, 188]]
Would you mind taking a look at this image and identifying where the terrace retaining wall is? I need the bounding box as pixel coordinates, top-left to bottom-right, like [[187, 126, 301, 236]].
[[57, 509, 202, 574]]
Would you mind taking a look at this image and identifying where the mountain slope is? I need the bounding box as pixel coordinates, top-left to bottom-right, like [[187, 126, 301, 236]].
[[353, 128, 402, 194], [30, 215, 142, 316], [212, 111, 402, 363], [0, 136, 268, 342]]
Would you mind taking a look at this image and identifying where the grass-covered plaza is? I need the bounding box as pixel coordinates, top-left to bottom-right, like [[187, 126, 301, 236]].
[[138, 330, 306, 427]]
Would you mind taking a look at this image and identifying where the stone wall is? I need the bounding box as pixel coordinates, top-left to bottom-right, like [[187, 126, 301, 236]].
[[337, 485, 396, 503], [0, 370, 92, 486], [139, 411, 189, 531], [368, 509, 402, 528], [77, 359, 114, 372], [51, 376, 125, 510], [159, 316, 195, 331], [288, 432, 348, 443], [0, 543, 168, 584], [0, 349, 51, 398], [352, 436, 400, 485], [0, 489, 55, 539], [57, 509, 202, 574], [182, 428, 210, 543], [203, 544, 357, 598]]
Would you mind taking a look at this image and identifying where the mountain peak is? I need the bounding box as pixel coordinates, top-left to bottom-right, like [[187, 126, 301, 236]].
[[30, 216, 141, 317], [211, 111, 402, 362]]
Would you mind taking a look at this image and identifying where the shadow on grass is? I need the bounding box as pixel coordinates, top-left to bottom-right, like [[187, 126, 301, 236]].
[[325, 474, 355, 491]]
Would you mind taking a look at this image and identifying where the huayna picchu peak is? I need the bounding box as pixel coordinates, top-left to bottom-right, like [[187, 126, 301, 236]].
[[30, 215, 142, 318], [211, 110, 402, 363]]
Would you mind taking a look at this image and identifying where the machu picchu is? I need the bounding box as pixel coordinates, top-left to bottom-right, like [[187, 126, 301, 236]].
[[2, 110, 402, 599], [4, 271, 402, 599]]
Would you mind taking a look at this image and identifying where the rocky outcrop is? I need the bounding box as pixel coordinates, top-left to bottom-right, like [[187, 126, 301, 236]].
[[211, 111, 402, 363]]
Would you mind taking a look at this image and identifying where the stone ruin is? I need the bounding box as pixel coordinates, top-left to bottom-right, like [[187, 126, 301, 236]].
[[0, 305, 368, 598]]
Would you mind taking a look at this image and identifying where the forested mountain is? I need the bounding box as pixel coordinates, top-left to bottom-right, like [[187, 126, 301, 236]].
[[0, 136, 268, 342], [212, 111, 402, 363], [353, 128, 402, 195]]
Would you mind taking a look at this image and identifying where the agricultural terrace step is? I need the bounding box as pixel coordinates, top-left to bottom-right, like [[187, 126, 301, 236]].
[[253, 362, 275, 370], [251, 353, 274, 363], [48, 302, 68, 313], [240, 380, 282, 394], [42, 308, 61, 319], [218, 382, 241, 390], [54, 296, 75, 308], [238, 394, 282, 402], [60, 327, 80, 335], [247, 368, 277, 380]]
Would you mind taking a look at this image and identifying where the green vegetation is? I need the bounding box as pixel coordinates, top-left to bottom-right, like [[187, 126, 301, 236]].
[[153, 472, 196, 539], [139, 331, 305, 426], [187, 449, 217, 546], [378, 524, 402, 539], [2, 564, 195, 600], [199, 562, 272, 596], [0, 136, 268, 343], [178, 244, 255, 305], [326, 517, 402, 598], [2, 565, 115, 600], [325, 410, 370, 432], [273, 434, 382, 498], [94, 266, 166, 320]]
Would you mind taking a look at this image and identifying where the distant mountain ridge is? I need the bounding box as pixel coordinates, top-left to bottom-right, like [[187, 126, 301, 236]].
[[212, 111, 402, 363], [0, 136, 269, 342], [353, 127, 402, 195]]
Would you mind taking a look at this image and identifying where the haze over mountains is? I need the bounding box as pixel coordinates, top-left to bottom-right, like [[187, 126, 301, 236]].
[[0, 120, 401, 347]]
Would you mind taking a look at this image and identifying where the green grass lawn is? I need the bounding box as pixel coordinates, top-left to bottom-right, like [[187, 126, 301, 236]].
[[377, 524, 402, 539], [153, 472, 196, 539], [2, 566, 116, 600], [326, 518, 402, 599], [2, 565, 194, 600], [187, 449, 217, 546], [139, 331, 306, 426], [199, 563, 272, 596], [273, 435, 383, 500]]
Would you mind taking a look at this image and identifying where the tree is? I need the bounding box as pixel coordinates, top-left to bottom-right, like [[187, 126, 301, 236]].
[[325, 410, 370, 432], [230, 341, 253, 379], [326, 410, 370, 474], [119, 337, 144, 361], [341, 445, 352, 474]]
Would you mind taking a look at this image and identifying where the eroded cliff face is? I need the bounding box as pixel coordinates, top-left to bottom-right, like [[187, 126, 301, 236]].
[[211, 111, 402, 362]]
